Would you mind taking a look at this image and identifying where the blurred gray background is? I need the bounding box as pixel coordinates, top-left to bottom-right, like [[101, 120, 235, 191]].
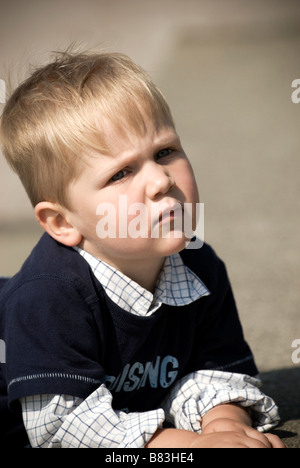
[[0, 0, 299, 446]]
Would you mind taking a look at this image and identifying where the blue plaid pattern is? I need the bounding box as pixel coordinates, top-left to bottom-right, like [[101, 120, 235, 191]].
[[73, 248, 210, 316]]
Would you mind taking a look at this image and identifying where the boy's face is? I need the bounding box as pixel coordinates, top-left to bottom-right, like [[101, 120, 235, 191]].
[[66, 115, 199, 279]]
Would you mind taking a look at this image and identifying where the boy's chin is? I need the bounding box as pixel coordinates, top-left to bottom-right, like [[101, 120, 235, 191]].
[[89, 232, 193, 262], [152, 233, 191, 256]]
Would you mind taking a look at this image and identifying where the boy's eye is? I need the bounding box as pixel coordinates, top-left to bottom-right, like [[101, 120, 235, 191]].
[[156, 148, 172, 160], [111, 170, 128, 182]]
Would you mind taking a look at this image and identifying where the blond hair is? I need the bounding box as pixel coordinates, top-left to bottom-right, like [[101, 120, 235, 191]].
[[0, 50, 174, 208]]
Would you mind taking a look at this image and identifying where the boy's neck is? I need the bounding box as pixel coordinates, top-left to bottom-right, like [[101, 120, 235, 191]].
[[79, 241, 165, 293], [121, 257, 166, 293]]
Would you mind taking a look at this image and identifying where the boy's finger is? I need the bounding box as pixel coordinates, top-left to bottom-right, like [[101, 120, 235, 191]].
[[264, 433, 287, 448]]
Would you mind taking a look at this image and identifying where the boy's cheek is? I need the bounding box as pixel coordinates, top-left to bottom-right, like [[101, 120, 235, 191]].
[[182, 174, 200, 204], [176, 161, 199, 199]]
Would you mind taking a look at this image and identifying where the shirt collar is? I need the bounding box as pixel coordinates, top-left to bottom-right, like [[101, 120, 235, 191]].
[[74, 247, 210, 317]]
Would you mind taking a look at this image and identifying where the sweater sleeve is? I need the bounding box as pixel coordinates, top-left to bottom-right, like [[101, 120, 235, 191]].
[[4, 277, 105, 408], [185, 246, 258, 376]]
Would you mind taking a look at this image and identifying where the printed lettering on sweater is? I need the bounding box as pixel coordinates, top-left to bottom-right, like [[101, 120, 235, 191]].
[[104, 355, 179, 393]]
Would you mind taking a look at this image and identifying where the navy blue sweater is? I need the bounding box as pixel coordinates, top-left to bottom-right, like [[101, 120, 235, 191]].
[[0, 234, 257, 446]]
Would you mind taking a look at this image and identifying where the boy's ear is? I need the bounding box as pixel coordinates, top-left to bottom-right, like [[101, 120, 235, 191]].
[[35, 201, 82, 247]]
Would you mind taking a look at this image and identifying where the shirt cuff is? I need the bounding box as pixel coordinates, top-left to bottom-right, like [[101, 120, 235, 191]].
[[45, 385, 165, 448], [162, 370, 280, 433]]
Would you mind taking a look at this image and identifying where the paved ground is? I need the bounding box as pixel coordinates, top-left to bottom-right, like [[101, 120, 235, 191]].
[[0, 0, 299, 448]]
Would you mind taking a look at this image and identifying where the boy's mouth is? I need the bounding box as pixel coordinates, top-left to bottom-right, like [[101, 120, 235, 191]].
[[158, 203, 183, 225]]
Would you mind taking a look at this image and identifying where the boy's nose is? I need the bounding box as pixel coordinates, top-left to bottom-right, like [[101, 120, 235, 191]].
[[145, 163, 175, 200]]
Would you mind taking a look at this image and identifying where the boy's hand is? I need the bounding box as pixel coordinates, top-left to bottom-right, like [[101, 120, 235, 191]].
[[201, 418, 286, 448], [147, 426, 286, 448], [147, 404, 286, 448]]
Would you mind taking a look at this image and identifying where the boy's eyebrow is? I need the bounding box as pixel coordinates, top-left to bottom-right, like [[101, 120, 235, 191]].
[[95, 128, 179, 160], [86, 128, 180, 181], [154, 128, 180, 146], [116, 131, 180, 164]]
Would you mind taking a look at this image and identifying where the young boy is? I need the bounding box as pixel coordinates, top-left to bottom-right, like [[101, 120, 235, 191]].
[[0, 51, 284, 448]]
